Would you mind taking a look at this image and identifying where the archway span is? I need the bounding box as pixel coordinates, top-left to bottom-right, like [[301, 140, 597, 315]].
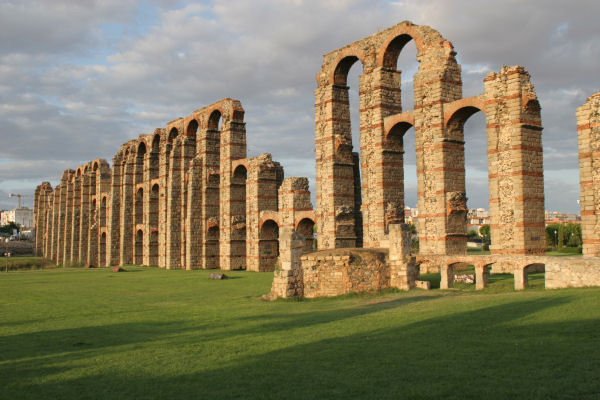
[[259, 219, 279, 271], [445, 103, 487, 251], [186, 119, 198, 137]]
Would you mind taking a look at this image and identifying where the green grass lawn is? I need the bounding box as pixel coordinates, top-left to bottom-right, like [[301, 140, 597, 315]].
[[1, 266, 599, 400]]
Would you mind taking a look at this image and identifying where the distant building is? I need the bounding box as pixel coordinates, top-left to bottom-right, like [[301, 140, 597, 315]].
[[404, 206, 418, 224], [467, 208, 490, 232], [0, 208, 34, 228], [545, 211, 581, 226]]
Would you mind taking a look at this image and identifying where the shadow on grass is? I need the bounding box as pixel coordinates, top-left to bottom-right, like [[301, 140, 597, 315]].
[[4, 296, 599, 399]]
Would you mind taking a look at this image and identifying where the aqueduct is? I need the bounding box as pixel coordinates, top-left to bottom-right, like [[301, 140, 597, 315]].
[[33, 21, 600, 295]]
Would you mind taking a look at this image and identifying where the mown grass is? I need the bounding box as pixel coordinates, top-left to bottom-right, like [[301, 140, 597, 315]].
[[1, 266, 599, 400]]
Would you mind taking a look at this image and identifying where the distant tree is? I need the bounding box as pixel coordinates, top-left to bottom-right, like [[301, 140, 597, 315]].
[[479, 225, 491, 250], [467, 229, 480, 240], [546, 223, 562, 248], [0, 221, 19, 235]]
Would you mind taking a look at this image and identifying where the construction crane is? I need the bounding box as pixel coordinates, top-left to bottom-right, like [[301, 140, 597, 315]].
[[8, 193, 25, 209]]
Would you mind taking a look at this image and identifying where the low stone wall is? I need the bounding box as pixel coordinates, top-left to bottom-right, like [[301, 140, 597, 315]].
[[301, 249, 389, 298], [546, 258, 600, 289]]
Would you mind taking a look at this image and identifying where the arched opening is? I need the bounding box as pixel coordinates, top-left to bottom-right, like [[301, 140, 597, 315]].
[[259, 219, 279, 271], [91, 198, 97, 224], [150, 134, 160, 181], [384, 34, 419, 112], [446, 106, 487, 252], [149, 184, 159, 227], [168, 127, 178, 143], [135, 142, 146, 187], [208, 109, 222, 131], [337, 55, 364, 247], [100, 196, 107, 227], [135, 229, 143, 265], [231, 165, 247, 270], [149, 230, 158, 266], [382, 34, 420, 243], [296, 218, 316, 254], [135, 188, 143, 226], [186, 119, 198, 137], [520, 263, 545, 290], [385, 121, 416, 234], [99, 232, 106, 267]]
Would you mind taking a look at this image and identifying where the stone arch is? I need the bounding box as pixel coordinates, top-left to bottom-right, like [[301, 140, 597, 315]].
[[443, 101, 487, 252], [517, 262, 546, 290], [382, 118, 416, 231], [296, 217, 315, 253], [325, 46, 366, 86], [151, 133, 160, 153], [207, 108, 222, 130], [231, 164, 248, 270], [186, 118, 199, 137], [259, 219, 279, 271], [168, 127, 179, 142]]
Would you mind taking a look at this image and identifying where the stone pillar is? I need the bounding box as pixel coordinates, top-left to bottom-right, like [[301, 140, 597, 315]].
[[475, 265, 489, 290], [50, 188, 60, 262], [514, 268, 528, 290], [158, 132, 170, 268], [440, 264, 453, 289], [70, 175, 81, 262], [484, 66, 545, 255], [388, 223, 417, 290], [166, 137, 183, 269], [197, 124, 221, 270], [185, 157, 203, 269], [219, 116, 247, 270], [359, 68, 402, 248], [107, 154, 123, 266], [577, 92, 600, 257], [45, 193, 55, 259], [34, 182, 52, 256], [314, 83, 358, 249], [269, 229, 305, 298], [78, 174, 89, 264], [63, 176, 74, 264], [119, 152, 134, 265], [87, 170, 98, 267]]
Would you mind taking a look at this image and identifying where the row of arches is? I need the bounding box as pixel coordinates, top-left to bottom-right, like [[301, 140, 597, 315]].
[[316, 21, 544, 256]]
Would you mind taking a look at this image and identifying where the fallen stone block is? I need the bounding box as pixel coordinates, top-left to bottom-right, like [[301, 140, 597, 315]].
[[112, 267, 125, 272], [415, 280, 431, 290], [209, 273, 228, 280]]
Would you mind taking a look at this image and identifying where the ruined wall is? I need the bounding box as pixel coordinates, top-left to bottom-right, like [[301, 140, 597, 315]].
[[34, 98, 315, 271], [545, 258, 600, 289], [577, 92, 600, 257], [301, 249, 389, 298]]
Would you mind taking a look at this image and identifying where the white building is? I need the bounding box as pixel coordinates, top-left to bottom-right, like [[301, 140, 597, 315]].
[[0, 208, 34, 228]]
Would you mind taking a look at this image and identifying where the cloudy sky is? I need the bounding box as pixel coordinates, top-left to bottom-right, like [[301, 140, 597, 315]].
[[0, 0, 598, 213]]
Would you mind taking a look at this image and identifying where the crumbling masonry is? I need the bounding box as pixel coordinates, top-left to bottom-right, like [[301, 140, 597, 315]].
[[33, 99, 315, 270]]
